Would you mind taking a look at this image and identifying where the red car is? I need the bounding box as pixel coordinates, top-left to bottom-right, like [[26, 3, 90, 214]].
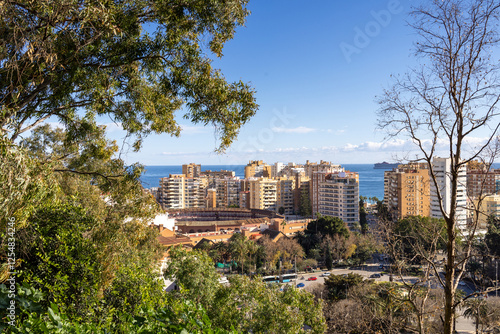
[[307, 276, 317, 281]]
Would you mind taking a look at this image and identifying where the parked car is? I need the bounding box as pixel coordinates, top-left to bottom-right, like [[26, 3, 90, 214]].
[[296, 283, 305, 288], [369, 273, 381, 278], [321, 272, 331, 277], [307, 276, 317, 281]]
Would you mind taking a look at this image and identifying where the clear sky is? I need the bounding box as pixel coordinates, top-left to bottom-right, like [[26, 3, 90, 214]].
[[100, 0, 497, 166]]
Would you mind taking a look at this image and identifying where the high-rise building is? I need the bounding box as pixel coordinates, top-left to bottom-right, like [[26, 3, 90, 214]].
[[215, 177, 242, 208], [294, 174, 310, 215], [276, 177, 295, 215], [383, 163, 430, 220], [158, 174, 208, 210], [182, 163, 201, 178], [244, 160, 272, 178], [467, 165, 500, 199], [430, 157, 467, 231], [310, 163, 345, 215], [316, 171, 359, 226], [248, 178, 278, 211]]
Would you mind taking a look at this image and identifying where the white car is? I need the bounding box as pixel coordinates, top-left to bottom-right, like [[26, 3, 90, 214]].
[[321, 272, 331, 277]]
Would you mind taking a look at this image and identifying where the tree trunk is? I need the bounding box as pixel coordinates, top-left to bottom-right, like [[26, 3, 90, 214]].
[[444, 218, 456, 334]]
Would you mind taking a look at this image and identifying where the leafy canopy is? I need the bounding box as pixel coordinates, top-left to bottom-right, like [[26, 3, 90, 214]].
[[0, 0, 258, 152]]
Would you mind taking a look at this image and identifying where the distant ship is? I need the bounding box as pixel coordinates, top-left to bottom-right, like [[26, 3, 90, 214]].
[[374, 162, 399, 169]]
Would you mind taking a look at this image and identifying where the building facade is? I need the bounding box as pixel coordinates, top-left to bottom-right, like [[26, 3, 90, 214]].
[[215, 177, 242, 208], [182, 163, 201, 178], [316, 171, 360, 226], [244, 160, 272, 179], [467, 167, 500, 199], [248, 178, 278, 211], [276, 177, 295, 215], [383, 163, 430, 220], [159, 174, 208, 210], [430, 157, 467, 231], [473, 194, 500, 231]]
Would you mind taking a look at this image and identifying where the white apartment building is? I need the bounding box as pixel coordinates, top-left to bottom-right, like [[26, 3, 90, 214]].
[[317, 171, 359, 226], [430, 157, 467, 231], [159, 174, 207, 210]]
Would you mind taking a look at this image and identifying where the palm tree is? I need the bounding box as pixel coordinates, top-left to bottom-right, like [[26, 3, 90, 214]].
[[246, 240, 259, 274], [229, 234, 248, 274], [463, 298, 487, 334], [209, 241, 228, 264]]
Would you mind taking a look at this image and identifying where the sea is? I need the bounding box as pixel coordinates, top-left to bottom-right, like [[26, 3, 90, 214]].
[[139, 164, 386, 200]]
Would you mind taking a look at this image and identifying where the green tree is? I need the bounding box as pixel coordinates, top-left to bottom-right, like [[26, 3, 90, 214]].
[[0, 283, 236, 333], [228, 233, 249, 273], [306, 215, 350, 240], [299, 189, 312, 217], [350, 234, 380, 265], [359, 196, 368, 234], [18, 203, 102, 319], [0, 0, 257, 153], [164, 246, 326, 333], [163, 246, 221, 308], [485, 215, 500, 257], [324, 273, 365, 301]]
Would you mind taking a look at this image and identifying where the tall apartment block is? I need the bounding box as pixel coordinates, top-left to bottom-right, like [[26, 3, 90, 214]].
[[467, 165, 500, 198], [294, 174, 310, 214], [182, 163, 201, 178], [310, 162, 345, 214], [244, 160, 272, 179], [248, 178, 278, 211], [316, 171, 360, 226], [158, 174, 208, 210], [383, 163, 430, 220], [215, 177, 242, 208], [276, 177, 295, 215], [430, 157, 467, 231]]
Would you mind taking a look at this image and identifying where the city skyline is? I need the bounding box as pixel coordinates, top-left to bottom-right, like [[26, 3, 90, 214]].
[[97, 0, 499, 165]]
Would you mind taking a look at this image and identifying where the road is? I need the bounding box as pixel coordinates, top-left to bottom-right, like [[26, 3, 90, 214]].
[[287, 264, 417, 291], [285, 265, 476, 333]]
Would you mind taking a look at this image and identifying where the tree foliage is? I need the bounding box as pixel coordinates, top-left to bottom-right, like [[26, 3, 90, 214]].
[[305, 215, 350, 240], [0, 0, 258, 153], [485, 215, 500, 258], [164, 246, 326, 334], [324, 273, 366, 301], [17, 204, 102, 320]]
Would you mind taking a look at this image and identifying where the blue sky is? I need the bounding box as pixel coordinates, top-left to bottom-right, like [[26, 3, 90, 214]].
[[100, 0, 497, 166]]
